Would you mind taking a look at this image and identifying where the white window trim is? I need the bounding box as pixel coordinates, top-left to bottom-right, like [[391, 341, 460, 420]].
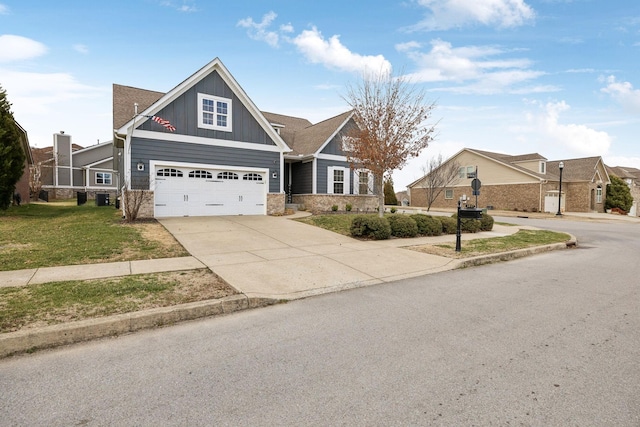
[[197, 93, 232, 132], [327, 166, 350, 195], [445, 189, 453, 199], [96, 172, 112, 185], [596, 186, 602, 203], [354, 169, 374, 195], [540, 161, 546, 174]]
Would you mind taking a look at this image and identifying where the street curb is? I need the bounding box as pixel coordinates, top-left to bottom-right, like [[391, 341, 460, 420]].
[[0, 295, 279, 359], [0, 235, 577, 359], [456, 235, 577, 269]]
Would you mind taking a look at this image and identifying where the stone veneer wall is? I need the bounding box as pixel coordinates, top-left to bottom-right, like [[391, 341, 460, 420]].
[[44, 188, 117, 202], [412, 183, 543, 212], [267, 193, 285, 215], [292, 194, 378, 213]]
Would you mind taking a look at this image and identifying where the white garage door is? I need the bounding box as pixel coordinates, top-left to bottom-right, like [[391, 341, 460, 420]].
[[154, 166, 266, 217]]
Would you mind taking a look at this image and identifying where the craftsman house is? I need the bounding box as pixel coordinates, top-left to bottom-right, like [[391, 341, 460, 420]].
[[34, 133, 118, 200], [113, 57, 376, 218], [408, 148, 610, 213]]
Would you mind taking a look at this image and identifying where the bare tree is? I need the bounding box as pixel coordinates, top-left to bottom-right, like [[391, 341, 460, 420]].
[[418, 154, 461, 211], [122, 177, 151, 222], [343, 71, 437, 217]]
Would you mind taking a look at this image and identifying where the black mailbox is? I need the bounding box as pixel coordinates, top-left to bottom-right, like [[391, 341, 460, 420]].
[[459, 208, 483, 219]]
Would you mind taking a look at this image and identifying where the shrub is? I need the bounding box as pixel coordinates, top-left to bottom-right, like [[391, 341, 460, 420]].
[[345, 203, 352, 212], [331, 205, 338, 212], [350, 215, 391, 240], [411, 214, 442, 236], [606, 175, 633, 212], [479, 213, 494, 231], [390, 207, 397, 213], [439, 216, 457, 234], [452, 214, 481, 233], [387, 215, 418, 238]]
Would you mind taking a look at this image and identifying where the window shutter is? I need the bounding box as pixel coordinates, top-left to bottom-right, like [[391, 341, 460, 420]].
[[327, 167, 334, 194], [343, 168, 350, 195]]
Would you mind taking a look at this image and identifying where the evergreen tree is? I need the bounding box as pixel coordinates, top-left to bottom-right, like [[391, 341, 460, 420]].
[[384, 178, 398, 205], [0, 85, 25, 210], [605, 175, 633, 212]]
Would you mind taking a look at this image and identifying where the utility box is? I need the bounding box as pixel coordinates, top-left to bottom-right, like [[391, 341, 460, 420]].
[[96, 193, 110, 206], [459, 208, 483, 219], [77, 191, 87, 206]]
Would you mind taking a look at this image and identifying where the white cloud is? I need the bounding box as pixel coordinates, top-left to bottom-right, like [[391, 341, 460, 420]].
[[0, 4, 8, 14], [73, 44, 89, 54], [239, 13, 391, 75], [398, 39, 550, 94], [527, 100, 611, 156], [601, 75, 640, 112], [0, 35, 47, 63], [292, 27, 392, 75], [161, 1, 197, 13], [237, 11, 281, 47], [410, 0, 535, 31]]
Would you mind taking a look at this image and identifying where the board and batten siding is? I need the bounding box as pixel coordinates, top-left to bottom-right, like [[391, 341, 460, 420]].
[[136, 71, 276, 146], [131, 137, 280, 193], [316, 158, 352, 194], [290, 162, 313, 194], [319, 118, 357, 156]]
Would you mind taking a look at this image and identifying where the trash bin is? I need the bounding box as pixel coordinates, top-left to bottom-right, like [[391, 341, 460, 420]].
[[77, 191, 87, 206], [96, 193, 109, 206]]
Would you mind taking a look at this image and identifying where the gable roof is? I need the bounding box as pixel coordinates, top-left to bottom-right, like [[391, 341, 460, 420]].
[[466, 148, 550, 180], [15, 122, 33, 165], [113, 57, 290, 152], [547, 157, 609, 183], [113, 84, 164, 130], [263, 110, 353, 157], [606, 165, 640, 181]]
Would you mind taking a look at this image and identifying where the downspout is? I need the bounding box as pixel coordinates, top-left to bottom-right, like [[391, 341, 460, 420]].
[[113, 131, 127, 217]]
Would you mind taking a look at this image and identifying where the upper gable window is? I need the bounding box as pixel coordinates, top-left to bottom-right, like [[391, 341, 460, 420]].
[[198, 93, 232, 132], [540, 161, 546, 174]]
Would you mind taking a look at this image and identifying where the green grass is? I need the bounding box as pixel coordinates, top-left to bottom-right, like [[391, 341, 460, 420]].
[[425, 229, 570, 257], [0, 269, 236, 333], [295, 214, 358, 235], [0, 202, 187, 271]]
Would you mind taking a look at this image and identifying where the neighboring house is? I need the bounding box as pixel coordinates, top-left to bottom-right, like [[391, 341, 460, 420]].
[[113, 57, 376, 218], [14, 122, 33, 204], [36, 132, 118, 200], [605, 165, 640, 216], [408, 148, 610, 213], [395, 190, 409, 206]]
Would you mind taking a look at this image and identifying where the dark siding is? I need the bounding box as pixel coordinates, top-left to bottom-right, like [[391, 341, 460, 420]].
[[320, 118, 357, 156], [291, 162, 312, 194], [131, 137, 280, 193], [316, 159, 352, 194], [136, 70, 276, 146], [73, 144, 113, 167]]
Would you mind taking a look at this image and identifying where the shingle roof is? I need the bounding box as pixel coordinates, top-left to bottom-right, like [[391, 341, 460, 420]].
[[468, 148, 550, 179], [606, 165, 640, 180], [113, 83, 351, 157], [547, 157, 604, 182], [113, 84, 164, 130], [262, 110, 353, 156]]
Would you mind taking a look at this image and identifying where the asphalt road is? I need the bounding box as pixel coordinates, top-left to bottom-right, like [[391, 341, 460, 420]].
[[1, 217, 639, 426]]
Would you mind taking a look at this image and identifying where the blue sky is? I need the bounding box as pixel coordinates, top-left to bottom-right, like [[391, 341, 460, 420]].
[[1, 0, 639, 190]]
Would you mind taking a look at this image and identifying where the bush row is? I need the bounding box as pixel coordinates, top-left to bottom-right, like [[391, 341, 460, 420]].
[[350, 213, 494, 240]]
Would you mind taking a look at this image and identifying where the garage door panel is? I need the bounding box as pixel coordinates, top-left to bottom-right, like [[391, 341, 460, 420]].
[[154, 166, 266, 217]]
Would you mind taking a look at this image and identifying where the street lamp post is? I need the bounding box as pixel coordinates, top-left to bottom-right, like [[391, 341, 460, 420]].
[[556, 161, 564, 216]]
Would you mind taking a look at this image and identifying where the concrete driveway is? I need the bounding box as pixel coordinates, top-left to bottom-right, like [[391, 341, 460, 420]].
[[159, 215, 461, 300]]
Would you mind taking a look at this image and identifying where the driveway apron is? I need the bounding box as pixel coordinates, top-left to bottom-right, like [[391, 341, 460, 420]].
[[159, 216, 457, 300]]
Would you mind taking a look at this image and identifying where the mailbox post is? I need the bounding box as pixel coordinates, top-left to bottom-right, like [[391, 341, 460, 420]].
[[456, 201, 483, 252]]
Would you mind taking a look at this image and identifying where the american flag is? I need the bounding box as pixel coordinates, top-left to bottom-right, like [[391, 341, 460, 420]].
[[149, 116, 176, 132]]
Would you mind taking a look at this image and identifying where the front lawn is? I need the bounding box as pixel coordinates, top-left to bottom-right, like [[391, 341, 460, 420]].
[[0, 202, 188, 271]]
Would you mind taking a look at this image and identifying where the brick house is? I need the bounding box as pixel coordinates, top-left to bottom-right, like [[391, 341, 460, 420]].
[[408, 148, 610, 213], [605, 165, 640, 216]]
